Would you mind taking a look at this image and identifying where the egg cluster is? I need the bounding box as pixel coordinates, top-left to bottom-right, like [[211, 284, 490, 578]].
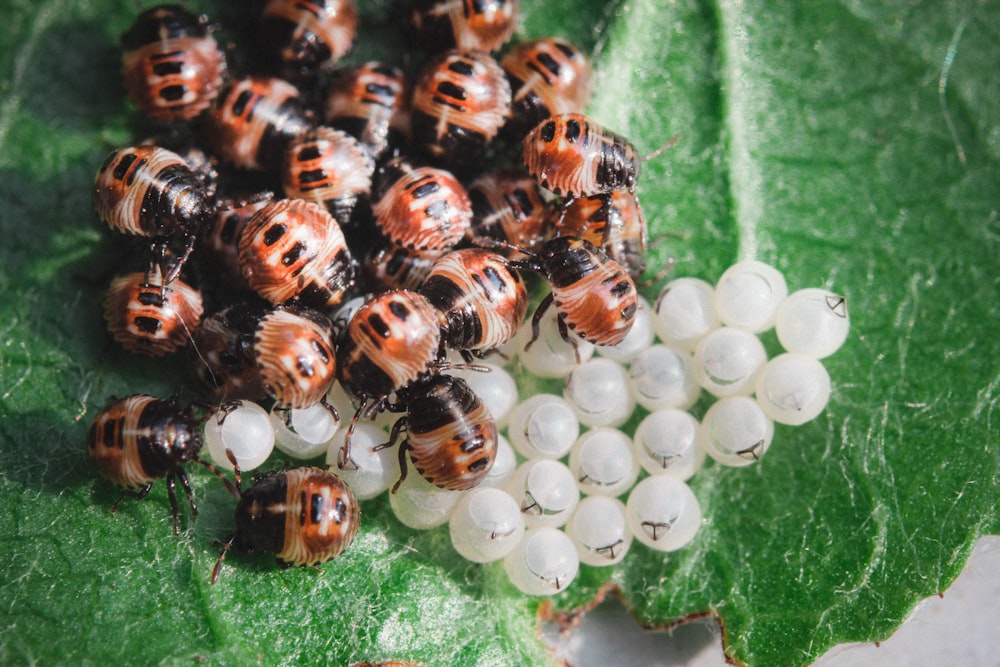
[[84, 1, 848, 594], [191, 258, 849, 595]]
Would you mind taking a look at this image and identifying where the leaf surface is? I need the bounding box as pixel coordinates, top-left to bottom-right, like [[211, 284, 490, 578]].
[[0, 1, 997, 665]]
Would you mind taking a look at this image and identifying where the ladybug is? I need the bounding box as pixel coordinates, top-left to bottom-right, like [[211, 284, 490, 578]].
[[120, 4, 226, 123], [555, 190, 647, 281], [466, 168, 551, 250], [103, 269, 204, 356], [211, 465, 360, 583], [323, 61, 411, 163], [204, 76, 314, 171], [238, 197, 355, 309], [201, 191, 276, 285], [419, 248, 528, 358], [87, 393, 228, 534], [500, 38, 592, 140], [189, 301, 270, 402], [484, 235, 638, 349], [93, 144, 214, 282], [260, 0, 358, 81], [253, 305, 338, 410], [362, 242, 442, 292], [376, 374, 498, 491], [407, 0, 518, 53], [371, 158, 472, 251], [410, 49, 511, 167], [282, 126, 374, 229], [522, 113, 640, 199]]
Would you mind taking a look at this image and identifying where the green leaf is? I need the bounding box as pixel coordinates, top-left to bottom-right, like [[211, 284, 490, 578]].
[[1, 1, 997, 666]]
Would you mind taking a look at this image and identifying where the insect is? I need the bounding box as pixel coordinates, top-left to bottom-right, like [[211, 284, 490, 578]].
[[522, 113, 640, 199], [407, 0, 518, 53], [466, 168, 552, 249], [362, 242, 442, 292], [555, 190, 647, 281], [211, 464, 360, 583], [204, 76, 314, 171], [282, 126, 374, 230], [410, 49, 511, 167], [481, 235, 638, 351], [323, 61, 411, 163], [93, 144, 214, 283], [500, 37, 592, 140], [253, 305, 338, 411], [376, 374, 498, 492], [190, 301, 270, 402], [419, 248, 528, 358], [335, 289, 443, 465], [103, 268, 204, 356], [260, 0, 358, 81], [336, 289, 442, 402], [87, 394, 230, 534], [201, 191, 276, 286], [371, 158, 472, 251], [238, 197, 355, 309], [120, 4, 226, 123], [140, 136, 220, 198]]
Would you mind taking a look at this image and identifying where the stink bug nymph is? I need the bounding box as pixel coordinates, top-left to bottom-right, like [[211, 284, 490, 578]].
[[87, 394, 230, 534], [522, 113, 640, 199], [377, 374, 498, 492], [478, 235, 639, 352], [120, 4, 226, 123], [212, 463, 360, 583]]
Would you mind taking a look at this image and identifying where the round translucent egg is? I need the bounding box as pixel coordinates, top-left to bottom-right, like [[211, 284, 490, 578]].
[[204, 400, 275, 471], [271, 402, 341, 459], [389, 472, 465, 530], [699, 396, 775, 466], [628, 344, 701, 411], [692, 327, 767, 397], [774, 288, 850, 358], [479, 434, 517, 489], [506, 394, 579, 460], [326, 422, 400, 500], [568, 428, 639, 496], [755, 353, 832, 425], [596, 296, 655, 363], [449, 487, 525, 563], [653, 277, 719, 350], [565, 496, 632, 566], [563, 358, 634, 428], [625, 476, 702, 552], [515, 305, 594, 378], [450, 363, 518, 428], [503, 527, 580, 595], [506, 459, 579, 528], [714, 260, 788, 333], [633, 409, 705, 480]]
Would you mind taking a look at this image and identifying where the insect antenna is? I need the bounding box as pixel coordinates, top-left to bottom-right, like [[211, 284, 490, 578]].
[[430, 358, 492, 375], [642, 134, 680, 163], [210, 533, 237, 585]]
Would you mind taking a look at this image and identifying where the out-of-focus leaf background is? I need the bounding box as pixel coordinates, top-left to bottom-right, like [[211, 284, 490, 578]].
[[0, 0, 996, 665]]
